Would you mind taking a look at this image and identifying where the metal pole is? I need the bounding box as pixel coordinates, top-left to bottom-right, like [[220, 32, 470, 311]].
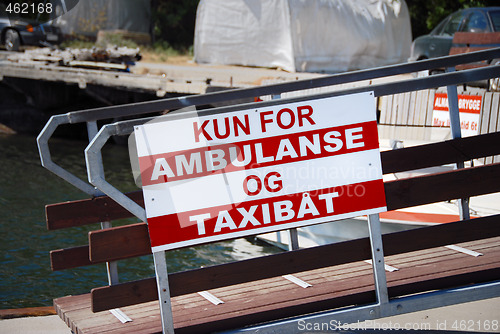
[[271, 94, 300, 251], [367, 214, 389, 308], [86, 121, 119, 285], [446, 67, 470, 220], [154, 251, 175, 334], [287, 229, 300, 251]]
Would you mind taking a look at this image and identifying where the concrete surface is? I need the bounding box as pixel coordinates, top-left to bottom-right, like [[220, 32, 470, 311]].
[[0, 315, 71, 334]]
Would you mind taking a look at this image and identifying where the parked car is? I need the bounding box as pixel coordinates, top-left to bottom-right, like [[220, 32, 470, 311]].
[[0, 4, 62, 51], [409, 7, 500, 61]]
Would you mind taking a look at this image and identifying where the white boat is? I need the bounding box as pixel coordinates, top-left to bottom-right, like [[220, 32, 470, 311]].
[[257, 195, 495, 250]]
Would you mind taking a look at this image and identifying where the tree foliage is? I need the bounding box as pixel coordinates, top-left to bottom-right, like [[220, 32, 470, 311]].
[[406, 0, 498, 39], [151, 0, 200, 50]]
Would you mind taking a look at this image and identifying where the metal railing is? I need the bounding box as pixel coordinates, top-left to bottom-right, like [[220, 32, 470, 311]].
[[37, 48, 500, 333], [38, 48, 500, 201]]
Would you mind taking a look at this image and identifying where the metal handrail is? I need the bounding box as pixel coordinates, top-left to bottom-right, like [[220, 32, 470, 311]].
[[38, 47, 500, 195], [93, 65, 500, 138], [85, 64, 500, 221]]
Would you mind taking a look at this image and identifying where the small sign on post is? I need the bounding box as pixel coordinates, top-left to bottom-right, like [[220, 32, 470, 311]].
[[432, 92, 482, 137], [135, 91, 387, 252]]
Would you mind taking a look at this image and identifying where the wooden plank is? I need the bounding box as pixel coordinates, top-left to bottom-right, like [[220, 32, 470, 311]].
[[68, 61, 128, 71], [381, 131, 500, 173], [89, 223, 151, 263], [479, 92, 493, 164], [450, 47, 494, 55], [389, 94, 397, 125], [414, 90, 423, 125], [452, 32, 500, 45], [414, 90, 425, 126], [91, 214, 500, 311], [50, 246, 92, 271], [377, 95, 385, 123], [407, 91, 417, 126], [391, 93, 399, 125], [401, 92, 411, 125], [425, 89, 436, 126], [479, 92, 493, 135], [388, 265, 500, 299], [385, 162, 500, 211], [456, 63, 489, 70], [385, 95, 394, 124], [395, 93, 405, 125], [46, 191, 144, 230], [384, 218, 500, 257]]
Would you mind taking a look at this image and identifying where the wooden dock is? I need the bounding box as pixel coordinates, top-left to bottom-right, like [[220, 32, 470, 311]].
[[0, 53, 321, 97]]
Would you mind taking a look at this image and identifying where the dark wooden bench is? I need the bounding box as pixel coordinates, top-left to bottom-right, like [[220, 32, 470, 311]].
[[46, 131, 500, 333]]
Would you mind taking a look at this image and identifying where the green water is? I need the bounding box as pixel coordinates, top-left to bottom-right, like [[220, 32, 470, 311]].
[[0, 133, 281, 309]]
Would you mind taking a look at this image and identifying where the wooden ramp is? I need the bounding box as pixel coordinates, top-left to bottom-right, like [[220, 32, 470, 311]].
[[53, 234, 500, 334]]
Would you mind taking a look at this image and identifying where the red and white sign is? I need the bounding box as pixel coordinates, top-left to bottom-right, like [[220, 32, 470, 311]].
[[432, 93, 482, 137], [135, 92, 387, 252]]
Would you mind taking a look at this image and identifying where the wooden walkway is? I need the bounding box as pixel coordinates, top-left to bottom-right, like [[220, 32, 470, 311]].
[[54, 235, 500, 334]]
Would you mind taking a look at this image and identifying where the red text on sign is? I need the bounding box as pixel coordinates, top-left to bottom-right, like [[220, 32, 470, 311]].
[[139, 121, 377, 186], [243, 172, 283, 196], [193, 105, 316, 142]]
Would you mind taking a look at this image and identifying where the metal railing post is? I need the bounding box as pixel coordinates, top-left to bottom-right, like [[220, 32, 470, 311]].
[[367, 214, 389, 310], [446, 67, 470, 221], [86, 121, 119, 285], [154, 251, 175, 334], [271, 93, 300, 251]]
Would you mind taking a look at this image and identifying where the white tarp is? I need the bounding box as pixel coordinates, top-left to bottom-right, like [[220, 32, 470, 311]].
[[194, 0, 412, 73]]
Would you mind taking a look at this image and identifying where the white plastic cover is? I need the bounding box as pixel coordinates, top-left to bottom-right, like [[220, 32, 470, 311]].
[[194, 0, 412, 73], [54, 0, 150, 37]]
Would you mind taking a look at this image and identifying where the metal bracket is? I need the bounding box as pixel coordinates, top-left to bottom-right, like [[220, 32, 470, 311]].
[[85, 124, 147, 222], [367, 214, 389, 311]]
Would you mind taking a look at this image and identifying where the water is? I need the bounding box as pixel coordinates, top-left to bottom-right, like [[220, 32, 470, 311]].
[[0, 133, 281, 309]]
